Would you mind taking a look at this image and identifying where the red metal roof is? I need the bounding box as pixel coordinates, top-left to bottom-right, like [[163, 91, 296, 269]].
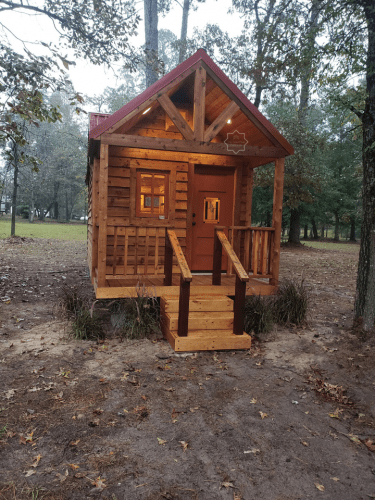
[[89, 49, 293, 155]]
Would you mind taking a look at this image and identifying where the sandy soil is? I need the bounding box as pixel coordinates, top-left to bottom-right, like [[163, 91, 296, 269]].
[[0, 237, 374, 500]]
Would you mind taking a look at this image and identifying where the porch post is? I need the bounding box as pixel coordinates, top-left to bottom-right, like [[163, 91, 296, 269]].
[[97, 144, 109, 288], [270, 158, 285, 286]]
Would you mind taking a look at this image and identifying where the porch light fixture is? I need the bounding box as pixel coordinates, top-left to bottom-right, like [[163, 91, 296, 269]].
[[143, 107, 151, 115], [227, 119, 232, 124]]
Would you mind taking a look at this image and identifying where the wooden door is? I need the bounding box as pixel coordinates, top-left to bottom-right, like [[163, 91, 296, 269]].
[[191, 166, 234, 271]]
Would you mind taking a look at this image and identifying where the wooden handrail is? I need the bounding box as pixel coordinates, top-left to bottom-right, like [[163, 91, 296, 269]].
[[212, 229, 248, 336], [166, 229, 192, 282], [164, 229, 192, 338], [215, 231, 249, 282]]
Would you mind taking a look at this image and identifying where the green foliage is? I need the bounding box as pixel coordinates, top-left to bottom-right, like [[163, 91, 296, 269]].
[[60, 286, 105, 341], [273, 279, 309, 326], [0, 0, 140, 159], [244, 295, 274, 336], [0, 425, 7, 439], [111, 284, 161, 340]]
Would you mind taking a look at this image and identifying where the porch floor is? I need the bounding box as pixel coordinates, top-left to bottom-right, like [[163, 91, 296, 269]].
[[95, 274, 276, 298]]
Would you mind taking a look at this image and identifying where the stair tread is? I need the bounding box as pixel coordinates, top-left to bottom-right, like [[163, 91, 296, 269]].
[[166, 311, 233, 319]]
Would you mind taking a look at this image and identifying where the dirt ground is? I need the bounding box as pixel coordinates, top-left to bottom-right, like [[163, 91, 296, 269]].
[[0, 237, 374, 500]]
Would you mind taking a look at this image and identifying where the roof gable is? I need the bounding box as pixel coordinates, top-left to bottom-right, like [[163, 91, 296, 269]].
[[89, 49, 293, 157]]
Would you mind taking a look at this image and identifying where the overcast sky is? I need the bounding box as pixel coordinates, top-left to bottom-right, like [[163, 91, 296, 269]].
[[3, 0, 243, 99]]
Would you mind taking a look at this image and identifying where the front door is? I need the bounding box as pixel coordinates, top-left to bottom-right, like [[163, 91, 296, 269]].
[[191, 166, 234, 271]]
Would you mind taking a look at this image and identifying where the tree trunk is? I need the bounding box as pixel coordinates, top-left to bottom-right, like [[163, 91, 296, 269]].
[[350, 216, 356, 242], [65, 191, 69, 221], [354, 0, 375, 331], [321, 225, 325, 238], [11, 163, 19, 237], [303, 224, 308, 239], [178, 0, 189, 64], [29, 180, 34, 224], [288, 208, 301, 244], [334, 213, 340, 241], [311, 219, 318, 239], [266, 210, 272, 227], [144, 0, 159, 88]]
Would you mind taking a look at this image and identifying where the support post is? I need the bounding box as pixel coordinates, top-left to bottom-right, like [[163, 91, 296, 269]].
[[212, 228, 222, 285], [97, 144, 109, 288], [270, 158, 285, 286], [177, 276, 190, 337], [233, 274, 246, 335], [164, 229, 173, 285], [193, 66, 206, 141]]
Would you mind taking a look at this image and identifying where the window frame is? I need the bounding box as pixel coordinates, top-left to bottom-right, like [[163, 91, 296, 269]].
[[135, 170, 170, 219]]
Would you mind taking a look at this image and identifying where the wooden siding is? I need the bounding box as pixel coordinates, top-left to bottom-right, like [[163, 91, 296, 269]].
[[104, 147, 188, 276]]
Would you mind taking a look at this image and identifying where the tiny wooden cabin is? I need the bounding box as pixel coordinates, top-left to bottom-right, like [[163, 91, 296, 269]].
[[87, 49, 294, 352]]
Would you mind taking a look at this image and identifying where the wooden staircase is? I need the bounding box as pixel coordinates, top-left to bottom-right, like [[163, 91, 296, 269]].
[[160, 294, 252, 352]]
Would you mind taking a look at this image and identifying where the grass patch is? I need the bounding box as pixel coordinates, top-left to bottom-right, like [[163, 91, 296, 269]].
[[302, 241, 360, 253], [0, 425, 7, 439], [273, 279, 309, 326], [111, 283, 161, 340], [244, 279, 309, 336], [59, 286, 105, 341], [0, 220, 87, 241], [244, 295, 274, 337]]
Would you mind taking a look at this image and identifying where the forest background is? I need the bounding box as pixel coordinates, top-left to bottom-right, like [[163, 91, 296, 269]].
[[0, 0, 374, 330]]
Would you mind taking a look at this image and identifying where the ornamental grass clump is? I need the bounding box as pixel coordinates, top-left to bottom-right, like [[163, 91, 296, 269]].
[[244, 294, 274, 336], [59, 285, 105, 341], [111, 283, 161, 340], [273, 278, 309, 326]]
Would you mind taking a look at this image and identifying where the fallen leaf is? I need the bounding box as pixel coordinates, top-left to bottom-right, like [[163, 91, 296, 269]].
[[331, 477, 340, 482], [31, 454, 42, 468], [244, 449, 260, 454], [25, 431, 34, 442], [259, 411, 268, 419], [70, 439, 80, 446], [92, 477, 106, 488], [25, 470, 36, 477], [234, 493, 242, 500], [93, 408, 103, 415], [69, 463, 79, 470], [88, 419, 100, 427], [301, 441, 309, 447], [74, 472, 87, 478], [157, 438, 167, 445], [221, 482, 235, 489], [315, 483, 325, 491], [364, 439, 375, 452], [141, 395, 147, 401], [19, 435, 27, 445], [179, 441, 188, 452], [56, 469, 69, 483], [4, 389, 16, 399], [350, 435, 361, 444], [250, 398, 257, 404], [329, 413, 340, 419]]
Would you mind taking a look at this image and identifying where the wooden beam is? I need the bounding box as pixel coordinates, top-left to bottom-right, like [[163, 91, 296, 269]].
[[103, 61, 202, 135], [91, 157, 100, 283], [204, 101, 240, 143], [185, 162, 194, 267], [157, 94, 194, 141], [101, 133, 286, 158], [97, 144, 109, 287], [109, 147, 245, 166], [201, 61, 290, 155], [270, 158, 284, 286], [193, 66, 206, 141]]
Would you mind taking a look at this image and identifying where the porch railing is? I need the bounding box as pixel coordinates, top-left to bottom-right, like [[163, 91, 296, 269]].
[[225, 226, 275, 280]]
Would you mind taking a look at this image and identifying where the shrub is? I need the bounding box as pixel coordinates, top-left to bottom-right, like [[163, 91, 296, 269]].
[[59, 285, 105, 341], [244, 294, 274, 336], [111, 283, 161, 340], [273, 278, 309, 326]]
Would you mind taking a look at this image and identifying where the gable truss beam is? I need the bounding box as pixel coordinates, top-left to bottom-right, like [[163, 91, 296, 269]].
[[101, 133, 286, 158], [204, 101, 240, 143], [157, 94, 194, 141], [193, 66, 206, 141]]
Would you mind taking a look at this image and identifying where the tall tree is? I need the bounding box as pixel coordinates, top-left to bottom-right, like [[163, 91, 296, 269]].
[[144, 0, 159, 87]]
